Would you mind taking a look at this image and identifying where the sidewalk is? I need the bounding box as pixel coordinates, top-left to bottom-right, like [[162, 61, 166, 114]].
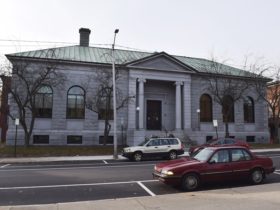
[[0, 149, 280, 164], [1, 186, 280, 210]]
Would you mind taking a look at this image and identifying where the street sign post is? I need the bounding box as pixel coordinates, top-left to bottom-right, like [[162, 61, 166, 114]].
[[213, 120, 218, 138]]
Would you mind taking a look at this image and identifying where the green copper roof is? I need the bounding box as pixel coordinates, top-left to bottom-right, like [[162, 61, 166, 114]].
[[6, 45, 251, 77]]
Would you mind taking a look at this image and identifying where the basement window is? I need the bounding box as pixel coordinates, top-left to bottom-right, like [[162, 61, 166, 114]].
[[67, 136, 83, 144], [246, 136, 255, 143], [99, 136, 113, 145], [33, 135, 49, 144]]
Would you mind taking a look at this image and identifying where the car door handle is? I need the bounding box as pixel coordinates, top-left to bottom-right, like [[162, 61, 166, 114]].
[[167, 146, 171, 148], [154, 147, 158, 148]]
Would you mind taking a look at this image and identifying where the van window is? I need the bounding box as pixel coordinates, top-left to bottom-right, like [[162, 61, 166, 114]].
[[168, 138, 178, 145]]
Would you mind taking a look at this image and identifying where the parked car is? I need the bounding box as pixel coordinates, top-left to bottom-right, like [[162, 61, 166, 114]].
[[122, 137, 184, 161], [189, 138, 250, 156], [153, 146, 275, 191]]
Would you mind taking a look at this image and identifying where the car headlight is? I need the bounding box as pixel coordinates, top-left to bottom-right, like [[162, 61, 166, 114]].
[[161, 170, 174, 176], [124, 148, 131, 152]]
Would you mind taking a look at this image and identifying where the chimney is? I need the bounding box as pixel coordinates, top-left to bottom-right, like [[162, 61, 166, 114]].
[[79, 28, 91, 47]]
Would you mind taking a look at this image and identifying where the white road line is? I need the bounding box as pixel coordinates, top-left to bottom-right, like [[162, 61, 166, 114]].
[[0, 163, 155, 172], [274, 172, 280, 175], [103, 160, 108, 164], [137, 181, 156, 197], [0, 164, 10, 168], [0, 180, 158, 190]]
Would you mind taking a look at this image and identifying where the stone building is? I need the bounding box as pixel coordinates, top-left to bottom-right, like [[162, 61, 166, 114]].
[[5, 28, 270, 146]]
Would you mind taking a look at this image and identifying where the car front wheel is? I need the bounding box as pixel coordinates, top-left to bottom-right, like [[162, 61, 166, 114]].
[[250, 168, 264, 184], [169, 151, 177, 160], [181, 173, 200, 191], [133, 152, 142, 162]]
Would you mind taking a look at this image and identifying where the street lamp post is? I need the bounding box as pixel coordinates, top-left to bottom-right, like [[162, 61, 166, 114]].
[[112, 29, 119, 159], [121, 117, 124, 146], [14, 118, 19, 157], [196, 109, 200, 131]]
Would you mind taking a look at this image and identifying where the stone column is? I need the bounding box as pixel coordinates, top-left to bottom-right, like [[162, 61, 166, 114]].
[[128, 77, 137, 129], [138, 78, 146, 129], [183, 79, 191, 129], [175, 81, 182, 129]]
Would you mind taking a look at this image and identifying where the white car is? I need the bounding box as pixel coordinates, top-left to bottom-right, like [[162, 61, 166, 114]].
[[122, 138, 185, 161]]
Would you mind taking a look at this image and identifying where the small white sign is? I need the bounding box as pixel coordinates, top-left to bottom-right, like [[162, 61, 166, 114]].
[[15, 118, 19, 126], [213, 120, 218, 127]]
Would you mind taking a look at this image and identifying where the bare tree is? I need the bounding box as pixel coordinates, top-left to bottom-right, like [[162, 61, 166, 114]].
[[85, 68, 134, 145], [202, 58, 251, 137], [2, 49, 66, 146], [248, 62, 278, 143]]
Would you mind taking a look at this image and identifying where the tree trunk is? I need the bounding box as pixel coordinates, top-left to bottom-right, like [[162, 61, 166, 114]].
[[225, 122, 230, 138], [24, 133, 30, 147], [103, 120, 111, 146], [273, 120, 279, 144]]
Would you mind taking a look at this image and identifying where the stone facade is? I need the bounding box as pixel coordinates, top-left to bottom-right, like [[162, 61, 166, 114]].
[[5, 30, 270, 146]]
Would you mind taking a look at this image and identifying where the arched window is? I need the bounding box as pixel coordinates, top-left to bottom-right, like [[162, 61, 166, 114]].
[[200, 94, 213, 122], [67, 86, 85, 119], [244, 96, 255, 123], [35, 85, 53, 118], [222, 95, 234, 122]]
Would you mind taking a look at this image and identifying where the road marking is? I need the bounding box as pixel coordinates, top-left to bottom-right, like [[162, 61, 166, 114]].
[[0, 164, 10, 168], [0, 179, 158, 190], [274, 172, 280, 175], [0, 163, 155, 172], [103, 160, 108, 164], [137, 181, 156, 197]]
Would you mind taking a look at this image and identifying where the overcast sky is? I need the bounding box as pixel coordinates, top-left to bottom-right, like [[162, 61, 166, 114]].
[[1, 0, 280, 68]]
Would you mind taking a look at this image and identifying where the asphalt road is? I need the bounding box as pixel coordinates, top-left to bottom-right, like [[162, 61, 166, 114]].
[[0, 153, 279, 206]]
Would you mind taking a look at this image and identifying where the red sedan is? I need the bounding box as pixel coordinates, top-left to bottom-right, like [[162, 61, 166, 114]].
[[153, 146, 275, 191], [189, 138, 250, 156]]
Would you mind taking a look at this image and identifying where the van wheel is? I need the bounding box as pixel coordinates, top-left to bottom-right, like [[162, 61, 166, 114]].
[[250, 168, 264, 184], [181, 173, 200, 191], [133, 152, 142, 162], [169, 151, 177, 160]]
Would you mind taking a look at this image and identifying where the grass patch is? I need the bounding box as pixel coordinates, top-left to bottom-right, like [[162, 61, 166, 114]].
[[0, 145, 124, 157]]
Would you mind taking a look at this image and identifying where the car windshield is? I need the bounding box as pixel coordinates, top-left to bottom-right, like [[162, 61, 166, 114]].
[[138, 139, 150, 146], [192, 148, 214, 161]]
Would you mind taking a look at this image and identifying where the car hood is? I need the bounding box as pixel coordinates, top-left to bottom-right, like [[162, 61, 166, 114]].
[[155, 157, 199, 170]]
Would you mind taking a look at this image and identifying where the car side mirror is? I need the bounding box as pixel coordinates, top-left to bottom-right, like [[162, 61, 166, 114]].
[[209, 159, 216, 164]]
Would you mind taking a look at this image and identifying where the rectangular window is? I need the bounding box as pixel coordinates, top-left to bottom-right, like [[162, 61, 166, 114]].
[[35, 94, 52, 118], [246, 136, 255, 143], [67, 136, 83, 144], [99, 136, 113, 144], [33, 135, 49, 144], [206, 136, 213, 142]]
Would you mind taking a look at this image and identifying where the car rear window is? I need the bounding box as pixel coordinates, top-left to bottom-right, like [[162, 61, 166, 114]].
[[168, 139, 179, 145], [231, 149, 251, 161]]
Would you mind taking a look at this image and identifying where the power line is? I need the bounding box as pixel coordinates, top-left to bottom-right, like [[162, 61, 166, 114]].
[[0, 38, 154, 53]]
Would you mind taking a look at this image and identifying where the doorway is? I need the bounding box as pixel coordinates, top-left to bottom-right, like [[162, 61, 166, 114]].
[[146, 100, 162, 130]]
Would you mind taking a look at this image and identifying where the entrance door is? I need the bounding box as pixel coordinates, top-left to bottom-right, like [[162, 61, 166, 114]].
[[146, 100, 162, 130]]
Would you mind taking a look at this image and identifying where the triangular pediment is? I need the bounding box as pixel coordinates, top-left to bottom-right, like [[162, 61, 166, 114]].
[[126, 52, 197, 72]]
